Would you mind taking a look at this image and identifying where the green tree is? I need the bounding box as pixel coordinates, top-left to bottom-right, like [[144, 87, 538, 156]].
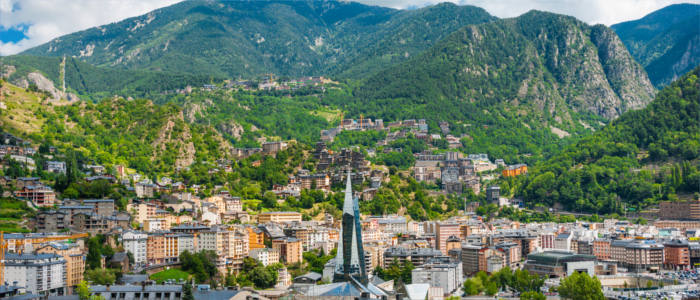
[[520, 291, 546, 300], [558, 272, 604, 300], [249, 265, 278, 289], [85, 269, 117, 285], [183, 282, 194, 300], [77, 280, 91, 300], [463, 277, 484, 295]]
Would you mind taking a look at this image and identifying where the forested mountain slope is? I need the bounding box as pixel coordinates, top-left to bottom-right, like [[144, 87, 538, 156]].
[[0, 80, 230, 175], [21, 0, 494, 79], [354, 11, 655, 122], [0, 55, 220, 100], [612, 3, 700, 87], [515, 66, 700, 214]]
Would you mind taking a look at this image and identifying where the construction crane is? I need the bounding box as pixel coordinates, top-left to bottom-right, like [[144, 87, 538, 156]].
[[1, 231, 6, 286], [14, 233, 89, 252]]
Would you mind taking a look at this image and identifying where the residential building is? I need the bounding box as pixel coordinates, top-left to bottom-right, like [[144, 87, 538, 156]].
[[502, 164, 527, 177], [36, 242, 85, 289], [147, 234, 165, 264], [593, 239, 611, 261], [554, 233, 573, 251], [122, 231, 148, 266], [411, 257, 463, 295], [45, 161, 66, 174], [249, 248, 280, 266], [663, 239, 690, 269], [14, 185, 56, 207], [258, 211, 302, 224], [247, 226, 266, 250], [384, 247, 443, 268], [3, 253, 66, 296], [435, 223, 460, 255], [461, 245, 482, 276], [659, 199, 700, 220], [273, 237, 303, 264]]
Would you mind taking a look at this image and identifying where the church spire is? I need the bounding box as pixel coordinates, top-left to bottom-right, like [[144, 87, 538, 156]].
[[333, 168, 367, 283]]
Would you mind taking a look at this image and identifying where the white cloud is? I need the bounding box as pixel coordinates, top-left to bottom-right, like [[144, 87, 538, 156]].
[[358, 0, 700, 25], [0, 0, 181, 56]]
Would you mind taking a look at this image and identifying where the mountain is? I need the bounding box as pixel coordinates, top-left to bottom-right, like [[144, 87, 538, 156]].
[[336, 11, 655, 159], [0, 55, 221, 100], [0, 79, 231, 175], [517, 66, 699, 214], [612, 3, 700, 87], [21, 0, 494, 79]]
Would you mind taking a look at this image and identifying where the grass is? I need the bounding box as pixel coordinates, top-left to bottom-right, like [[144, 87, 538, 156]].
[[149, 268, 191, 284]]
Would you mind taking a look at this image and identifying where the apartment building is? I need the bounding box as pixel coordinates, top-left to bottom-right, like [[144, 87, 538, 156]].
[[435, 222, 461, 255], [258, 211, 302, 224], [663, 239, 690, 269], [36, 242, 85, 289], [249, 248, 280, 266], [122, 231, 148, 266], [272, 237, 303, 264], [4, 253, 66, 296]]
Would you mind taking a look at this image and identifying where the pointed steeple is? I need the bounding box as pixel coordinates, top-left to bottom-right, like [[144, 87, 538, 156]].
[[333, 168, 367, 283]]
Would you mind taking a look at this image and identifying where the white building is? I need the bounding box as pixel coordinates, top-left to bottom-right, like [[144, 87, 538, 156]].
[[122, 231, 148, 265], [4, 253, 66, 296], [411, 258, 463, 295], [554, 233, 573, 251], [249, 248, 280, 266]]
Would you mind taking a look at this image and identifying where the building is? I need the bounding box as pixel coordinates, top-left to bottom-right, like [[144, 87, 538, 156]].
[[258, 211, 302, 224], [502, 164, 527, 177], [82, 199, 115, 217], [461, 245, 482, 276], [122, 231, 148, 266], [411, 257, 463, 295], [147, 234, 166, 265], [496, 242, 522, 268], [247, 226, 266, 250], [524, 251, 596, 278], [554, 233, 573, 251], [659, 199, 700, 220], [45, 161, 66, 174], [435, 223, 460, 255], [663, 239, 690, 269], [332, 171, 368, 283], [262, 141, 288, 154], [35, 210, 68, 232], [296, 172, 387, 299], [612, 240, 664, 272], [593, 239, 611, 261], [384, 247, 444, 268], [486, 186, 500, 204], [273, 237, 303, 264], [36, 242, 85, 290], [249, 248, 280, 266], [3, 253, 66, 296], [14, 185, 56, 207]]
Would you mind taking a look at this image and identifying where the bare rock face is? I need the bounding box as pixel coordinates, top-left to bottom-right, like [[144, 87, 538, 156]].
[[27, 72, 61, 100], [217, 121, 244, 139], [0, 65, 16, 79], [590, 25, 656, 113]]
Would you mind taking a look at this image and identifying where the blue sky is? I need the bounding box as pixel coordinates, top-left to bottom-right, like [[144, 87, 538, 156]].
[[1, 0, 699, 56]]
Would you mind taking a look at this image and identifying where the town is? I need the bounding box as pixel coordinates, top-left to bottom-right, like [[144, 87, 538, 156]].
[[0, 122, 698, 300], [0, 0, 698, 299]]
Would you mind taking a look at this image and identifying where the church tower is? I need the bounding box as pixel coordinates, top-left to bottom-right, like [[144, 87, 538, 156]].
[[333, 170, 368, 283]]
